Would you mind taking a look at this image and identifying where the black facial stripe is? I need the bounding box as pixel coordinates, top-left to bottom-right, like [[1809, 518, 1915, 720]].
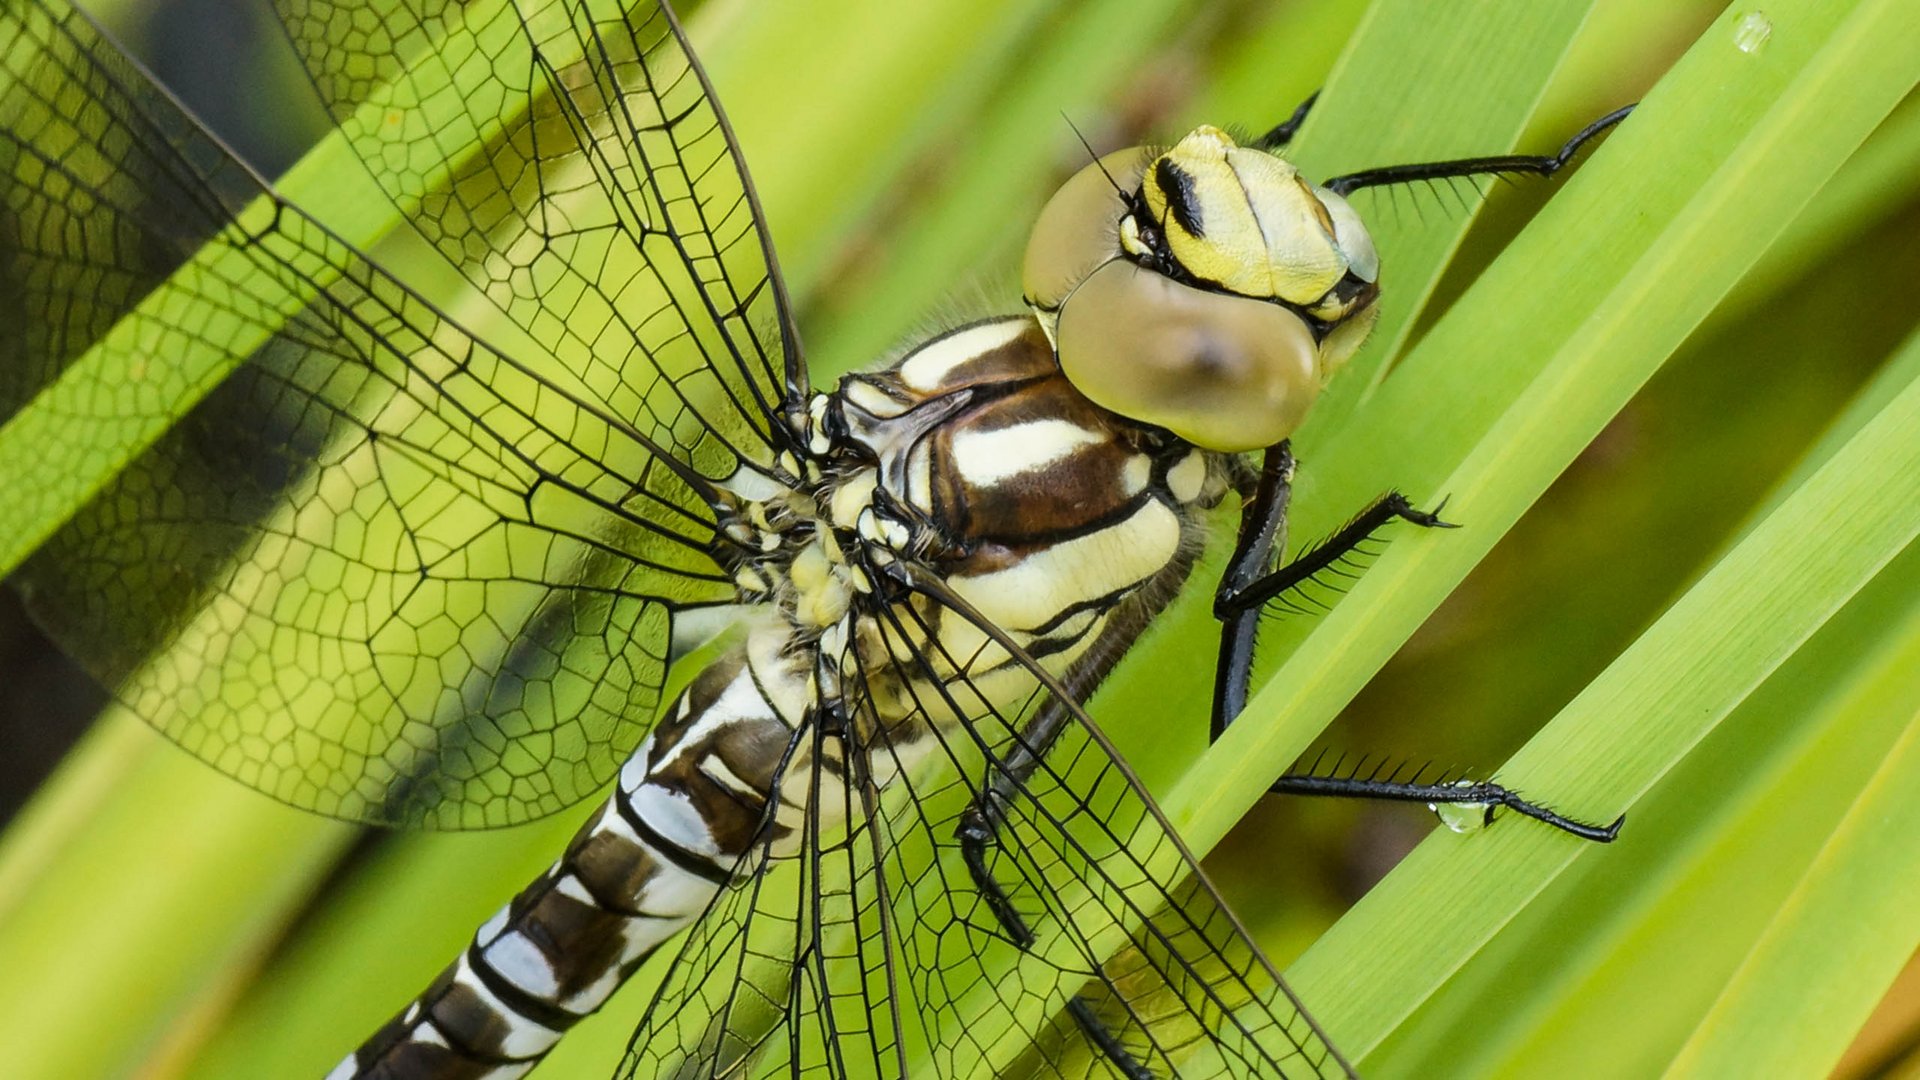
[[1153, 158, 1204, 239]]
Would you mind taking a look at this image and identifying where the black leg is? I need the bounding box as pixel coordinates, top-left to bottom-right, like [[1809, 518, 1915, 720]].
[[1254, 91, 1320, 151], [951, 591, 1150, 919], [1322, 103, 1634, 196], [1068, 997, 1154, 1079], [1215, 490, 1454, 620], [955, 694, 1072, 951], [901, 529, 1253, 1073], [1211, 444, 1294, 739], [1272, 767, 1623, 843], [953, 692, 1160, 1075], [1204, 463, 1620, 843]]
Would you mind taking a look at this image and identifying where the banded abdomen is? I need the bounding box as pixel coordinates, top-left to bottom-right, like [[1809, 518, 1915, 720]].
[[337, 633, 813, 1079], [337, 315, 1229, 1078]]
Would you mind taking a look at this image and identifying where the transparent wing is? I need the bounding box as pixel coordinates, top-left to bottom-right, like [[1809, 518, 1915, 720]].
[[614, 585, 1347, 1077], [867, 584, 1347, 1078], [614, 714, 908, 1077], [0, 0, 789, 827], [270, 0, 808, 453]]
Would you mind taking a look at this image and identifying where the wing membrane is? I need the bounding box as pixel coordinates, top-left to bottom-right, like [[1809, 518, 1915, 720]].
[[1, 0, 785, 826], [614, 587, 1346, 1077], [617, 713, 914, 1077], [271, 0, 805, 460], [871, 587, 1344, 1078], [0, 0, 259, 421]]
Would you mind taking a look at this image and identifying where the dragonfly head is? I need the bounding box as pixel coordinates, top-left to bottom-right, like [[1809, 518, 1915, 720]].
[[1024, 125, 1379, 452]]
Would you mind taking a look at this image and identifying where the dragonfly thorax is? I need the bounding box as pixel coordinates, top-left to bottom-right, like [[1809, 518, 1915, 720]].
[[1022, 125, 1382, 452], [718, 314, 1236, 744], [813, 315, 1232, 691]]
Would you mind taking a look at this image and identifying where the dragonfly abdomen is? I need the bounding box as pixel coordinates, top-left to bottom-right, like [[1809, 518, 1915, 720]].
[[333, 643, 808, 1079]]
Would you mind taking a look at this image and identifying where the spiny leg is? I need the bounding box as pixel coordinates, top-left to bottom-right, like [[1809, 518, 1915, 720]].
[[955, 752, 1049, 951], [1213, 489, 1455, 624], [956, 741, 1155, 1075], [1067, 997, 1156, 1080], [1254, 91, 1320, 151], [904, 500, 1346, 1074], [1212, 443, 1297, 738], [1272, 757, 1623, 843], [953, 693, 1161, 1076], [1210, 443, 1453, 657], [1211, 450, 1619, 842], [945, 616, 1179, 1074], [1321, 104, 1634, 196]]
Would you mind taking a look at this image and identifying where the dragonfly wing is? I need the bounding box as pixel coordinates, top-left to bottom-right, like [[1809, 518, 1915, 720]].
[[611, 734, 904, 1078], [611, 588, 1348, 1078], [862, 583, 1349, 1078], [270, 0, 808, 458], [1, 0, 770, 828]]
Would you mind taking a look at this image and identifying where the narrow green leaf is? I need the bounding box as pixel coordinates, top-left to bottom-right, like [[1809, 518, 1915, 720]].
[[1376, 329, 1920, 1075], [1391, 541, 1920, 1077], [0, 0, 457, 575], [0, 709, 350, 1078], [5, 0, 1912, 1076], [799, 0, 1207, 376], [1292, 264, 1920, 1058], [1283, 0, 1597, 441], [1094, 0, 1601, 826], [1665, 693, 1920, 1077]]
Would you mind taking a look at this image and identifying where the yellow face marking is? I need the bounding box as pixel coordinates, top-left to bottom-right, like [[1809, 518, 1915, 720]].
[[1145, 125, 1348, 304], [1119, 215, 1150, 258], [1023, 125, 1383, 452]]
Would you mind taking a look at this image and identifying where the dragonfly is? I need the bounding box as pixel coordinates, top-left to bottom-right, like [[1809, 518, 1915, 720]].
[[0, 0, 1628, 1076]]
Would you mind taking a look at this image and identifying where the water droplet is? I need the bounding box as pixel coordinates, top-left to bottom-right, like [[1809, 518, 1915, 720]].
[[1430, 800, 1491, 834], [1734, 11, 1772, 54]]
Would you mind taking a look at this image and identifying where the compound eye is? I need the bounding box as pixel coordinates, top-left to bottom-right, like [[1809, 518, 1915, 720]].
[[1056, 260, 1321, 452], [1023, 147, 1154, 312], [1313, 185, 1379, 283]]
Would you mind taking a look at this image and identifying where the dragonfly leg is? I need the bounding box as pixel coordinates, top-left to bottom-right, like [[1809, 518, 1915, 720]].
[[950, 541, 1197, 942], [1210, 447, 1452, 737], [1067, 997, 1156, 1080], [954, 695, 1154, 1076], [1253, 91, 1320, 151], [1271, 765, 1623, 843], [1208, 451, 1619, 842], [1210, 445, 1295, 738], [955, 696, 1070, 950], [1321, 104, 1634, 195], [1214, 490, 1455, 623]]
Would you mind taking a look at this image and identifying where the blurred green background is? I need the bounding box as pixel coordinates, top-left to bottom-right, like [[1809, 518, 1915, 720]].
[[2, 0, 1917, 1076]]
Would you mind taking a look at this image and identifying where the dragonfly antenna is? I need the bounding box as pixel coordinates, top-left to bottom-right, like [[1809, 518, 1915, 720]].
[[1062, 113, 1126, 197]]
